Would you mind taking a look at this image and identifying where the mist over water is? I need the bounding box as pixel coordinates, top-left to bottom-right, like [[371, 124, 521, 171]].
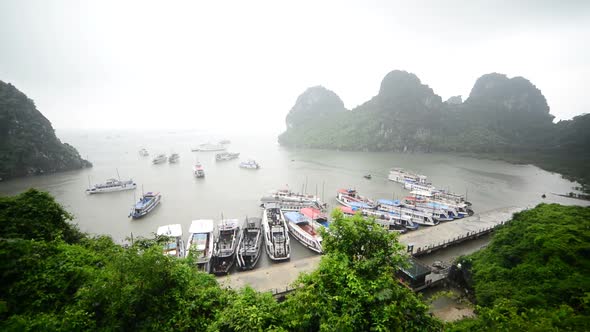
[[0, 129, 587, 267]]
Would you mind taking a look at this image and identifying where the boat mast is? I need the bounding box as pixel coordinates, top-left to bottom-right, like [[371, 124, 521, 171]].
[[116, 168, 121, 181]]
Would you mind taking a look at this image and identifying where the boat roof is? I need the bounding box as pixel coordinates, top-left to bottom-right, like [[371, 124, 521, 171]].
[[349, 201, 371, 209], [189, 219, 214, 233], [284, 211, 306, 223], [300, 207, 323, 219], [338, 188, 356, 194], [377, 199, 401, 205], [336, 206, 355, 214], [156, 224, 183, 237]]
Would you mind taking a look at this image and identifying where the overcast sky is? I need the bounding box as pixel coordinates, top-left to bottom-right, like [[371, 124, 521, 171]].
[[1, 0, 589, 134]]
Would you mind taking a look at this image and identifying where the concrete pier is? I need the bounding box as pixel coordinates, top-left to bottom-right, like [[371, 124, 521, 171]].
[[217, 206, 524, 292]]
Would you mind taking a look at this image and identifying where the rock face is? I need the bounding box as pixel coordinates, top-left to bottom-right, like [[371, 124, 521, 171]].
[[445, 96, 462, 104], [0, 81, 92, 180], [285, 86, 346, 129]]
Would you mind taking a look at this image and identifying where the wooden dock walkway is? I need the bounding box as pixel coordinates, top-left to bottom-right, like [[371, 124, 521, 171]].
[[217, 206, 524, 293]]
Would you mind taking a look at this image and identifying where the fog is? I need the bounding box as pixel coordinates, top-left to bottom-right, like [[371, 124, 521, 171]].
[[1, 0, 589, 134]]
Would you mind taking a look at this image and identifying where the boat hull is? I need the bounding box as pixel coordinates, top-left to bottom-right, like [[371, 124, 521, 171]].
[[86, 183, 137, 194], [287, 223, 322, 254], [130, 195, 161, 219]]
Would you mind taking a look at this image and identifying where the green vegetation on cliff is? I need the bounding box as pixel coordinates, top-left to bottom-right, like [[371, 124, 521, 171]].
[[448, 204, 590, 331], [0, 190, 441, 331], [278, 71, 590, 190], [0, 81, 91, 180]]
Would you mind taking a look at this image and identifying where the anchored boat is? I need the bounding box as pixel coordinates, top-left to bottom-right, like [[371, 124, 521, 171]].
[[388, 168, 429, 185], [86, 178, 136, 194], [193, 162, 205, 178], [191, 143, 226, 152], [216, 151, 240, 161], [262, 203, 290, 261], [284, 211, 323, 254], [152, 154, 167, 164], [336, 188, 376, 208], [156, 224, 185, 258], [129, 192, 161, 219], [212, 219, 241, 275], [186, 219, 215, 272], [376, 199, 439, 226], [168, 153, 180, 163], [236, 217, 263, 270], [239, 159, 260, 169], [139, 148, 149, 157]]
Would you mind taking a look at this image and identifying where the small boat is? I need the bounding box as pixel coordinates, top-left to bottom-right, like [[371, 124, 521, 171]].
[[186, 219, 215, 272], [211, 219, 241, 275], [129, 192, 162, 219], [156, 224, 185, 258], [168, 153, 180, 163], [152, 154, 167, 164], [191, 143, 226, 152], [193, 162, 205, 178], [262, 203, 290, 261], [284, 211, 323, 254], [236, 217, 263, 270], [364, 174, 372, 179], [239, 159, 260, 169], [86, 178, 136, 194], [139, 148, 149, 157], [216, 151, 240, 161], [336, 188, 376, 208]]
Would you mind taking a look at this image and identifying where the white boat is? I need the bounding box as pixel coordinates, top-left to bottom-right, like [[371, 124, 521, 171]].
[[284, 211, 323, 254], [186, 219, 215, 272], [193, 162, 205, 178], [168, 153, 180, 163], [260, 197, 326, 212], [212, 219, 241, 275], [216, 151, 240, 161], [269, 189, 322, 205], [129, 192, 161, 219], [239, 159, 260, 169], [236, 217, 263, 270], [403, 196, 461, 219], [339, 206, 416, 231], [403, 181, 436, 193], [139, 148, 149, 157], [156, 224, 185, 258], [218, 139, 231, 145], [191, 143, 226, 152], [335, 188, 376, 208], [410, 191, 473, 216], [388, 168, 429, 185], [376, 199, 439, 226], [262, 203, 290, 261], [152, 154, 167, 164], [86, 178, 136, 194]]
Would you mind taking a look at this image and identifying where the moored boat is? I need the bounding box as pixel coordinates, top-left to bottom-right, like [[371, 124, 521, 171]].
[[86, 178, 136, 194], [193, 162, 205, 178], [262, 203, 290, 261], [300, 207, 329, 229], [336, 188, 376, 208], [216, 151, 240, 161], [129, 192, 161, 219], [192, 143, 226, 152], [260, 197, 326, 212], [152, 154, 167, 164], [388, 168, 429, 185], [236, 217, 263, 270], [212, 219, 241, 275], [376, 199, 439, 226], [186, 219, 215, 272], [139, 148, 149, 157], [284, 211, 323, 254], [218, 139, 231, 144], [239, 159, 260, 169], [168, 153, 180, 163], [156, 224, 185, 258]]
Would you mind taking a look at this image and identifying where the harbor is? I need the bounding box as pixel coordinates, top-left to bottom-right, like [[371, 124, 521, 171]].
[[216, 206, 523, 293]]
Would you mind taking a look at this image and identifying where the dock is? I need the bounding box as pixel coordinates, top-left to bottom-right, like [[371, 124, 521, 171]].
[[217, 206, 524, 293]]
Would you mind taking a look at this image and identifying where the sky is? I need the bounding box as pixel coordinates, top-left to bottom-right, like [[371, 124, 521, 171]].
[[1, 0, 589, 134]]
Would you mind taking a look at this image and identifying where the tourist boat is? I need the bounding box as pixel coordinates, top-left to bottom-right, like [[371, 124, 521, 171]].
[[186, 219, 215, 272], [129, 192, 161, 219], [388, 168, 429, 185], [403, 196, 462, 219], [152, 154, 167, 164], [239, 159, 260, 169], [211, 219, 241, 275], [336, 188, 376, 208], [216, 151, 240, 161], [236, 217, 263, 270], [262, 203, 290, 261], [168, 153, 180, 163], [139, 148, 149, 157], [404, 181, 436, 193], [410, 191, 473, 216], [269, 189, 323, 205], [300, 207, 329, 229], [284, 211, 323, 254], [86, 178, 136, 194], [376, 199, 439, 226], [336, 205, 413, 232], [260, 197, 326, 212], [193, 162, 205, 178], [191, 143, 226, 152], [156, 224, 185, 258]]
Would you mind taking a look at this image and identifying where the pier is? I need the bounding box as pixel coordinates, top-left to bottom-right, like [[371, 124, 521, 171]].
[[217, 206, 524, 293]]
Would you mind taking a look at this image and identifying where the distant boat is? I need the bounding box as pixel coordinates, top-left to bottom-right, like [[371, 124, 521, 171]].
[[211, 219, 241, 275], [262, 203, 290, 261], [284, 211, 323, 254], [218, 139, 231, 144], [129, 192, 161, 219], [156, 224, 185, 258], [239, 159, 260, 169], [186, 219, 215, 272], [236, 217, 263, 270], [152, 154, 167, 164], [86, 178, 136, 194], [191, 143, 226, 152], [388, 168, 429, 185], [193, 162, 205, 178], [168, 153, 180, 163], [364, 174, 372, 179], [335, 188, 376, 208], [269, 189, 322, 205], [139, 148, 149, 157], [215, 151, 240, 161]]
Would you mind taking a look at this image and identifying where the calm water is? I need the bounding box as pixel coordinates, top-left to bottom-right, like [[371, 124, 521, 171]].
[[1, 129, 587, 267]]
